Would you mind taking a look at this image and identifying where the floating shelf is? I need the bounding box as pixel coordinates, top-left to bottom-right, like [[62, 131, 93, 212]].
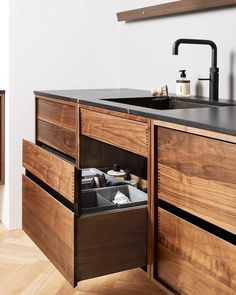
[[117, 0, 236, 22]]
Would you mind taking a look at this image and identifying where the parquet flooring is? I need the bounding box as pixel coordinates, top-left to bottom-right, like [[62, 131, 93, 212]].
[[0, 222, 167, 295]]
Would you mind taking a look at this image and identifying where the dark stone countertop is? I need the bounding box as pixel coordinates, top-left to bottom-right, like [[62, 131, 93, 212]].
[[0, 90, 5, 94], [34, 88, 154, 102], [34, 88, 236, 137]]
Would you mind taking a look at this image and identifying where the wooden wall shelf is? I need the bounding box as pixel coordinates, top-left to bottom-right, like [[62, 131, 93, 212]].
[[117, 0, 236, 22]]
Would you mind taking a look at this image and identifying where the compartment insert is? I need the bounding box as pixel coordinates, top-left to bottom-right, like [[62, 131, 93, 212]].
[[81, 184, 147, 214]]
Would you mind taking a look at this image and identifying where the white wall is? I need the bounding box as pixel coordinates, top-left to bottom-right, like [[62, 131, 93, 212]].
[[2, 0, 119, 229], [118, 0, 236, 100], [2, 1, 236, 229], [0, 0, 9, 225]]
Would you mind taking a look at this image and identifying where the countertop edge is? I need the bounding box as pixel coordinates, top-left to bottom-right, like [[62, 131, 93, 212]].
[[34, 91, 79, 103], [79, 99, 236, 138], [34, 89, 236, 139]]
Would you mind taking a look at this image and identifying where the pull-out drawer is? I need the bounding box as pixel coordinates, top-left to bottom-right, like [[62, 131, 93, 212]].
[[81, 108, 149, 157], [158, 127, 236, 234], [23, 140, 79, 205], [22, 175, 76, 285], [157, 208, 236, 295], [22, 140, 147, 286], [36, 97, 76, 157], [77, 204, 146, 281]]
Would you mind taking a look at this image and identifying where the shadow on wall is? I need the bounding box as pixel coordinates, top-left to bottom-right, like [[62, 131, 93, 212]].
[[195, 81, 203, 97], [196, 51, 235, 100], [229, 52, 235, 101]]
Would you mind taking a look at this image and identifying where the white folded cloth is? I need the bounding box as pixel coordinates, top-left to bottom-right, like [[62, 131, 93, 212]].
[[112, 191, 131, 205]]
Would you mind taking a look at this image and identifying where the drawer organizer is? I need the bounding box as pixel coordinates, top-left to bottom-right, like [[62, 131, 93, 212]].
[[81, 185, 147, 214]]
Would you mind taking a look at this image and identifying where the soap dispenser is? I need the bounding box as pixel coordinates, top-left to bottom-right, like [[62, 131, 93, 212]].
[[176, 70, 190, 97]]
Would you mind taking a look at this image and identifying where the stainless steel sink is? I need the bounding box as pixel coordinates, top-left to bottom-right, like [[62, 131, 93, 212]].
[[103, 96, 233, 110]]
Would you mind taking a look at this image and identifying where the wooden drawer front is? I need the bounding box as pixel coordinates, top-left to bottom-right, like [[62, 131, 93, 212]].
[[157, 208, 236, 295], [158, 127, 236, 234], [23, 140, 76, 204], [81, 109, 148, 157], [37, 120, 76, 157], [77, 206, 147, 281], [22, 175, 76, 286], [37, 98, 76, 131]]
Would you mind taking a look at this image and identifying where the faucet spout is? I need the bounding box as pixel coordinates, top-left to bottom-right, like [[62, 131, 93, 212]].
[[172, 38, 219, 101], [172, 38, 217, 68]]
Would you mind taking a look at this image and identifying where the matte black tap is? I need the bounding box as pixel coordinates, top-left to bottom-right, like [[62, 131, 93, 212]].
[[172, 38, 219, 101]]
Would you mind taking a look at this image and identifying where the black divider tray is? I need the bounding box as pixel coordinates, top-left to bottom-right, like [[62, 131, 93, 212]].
[[80, 190, 117, 214], [81, 185, 147, 214]]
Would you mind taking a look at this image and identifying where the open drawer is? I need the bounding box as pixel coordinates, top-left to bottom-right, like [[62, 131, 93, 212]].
[[22, 175, 76, 285], [22, 140, 147, 286], [23, 139, 79, 206]]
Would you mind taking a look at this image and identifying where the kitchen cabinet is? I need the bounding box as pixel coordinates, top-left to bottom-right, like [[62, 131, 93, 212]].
[[153, 123, 236, 295], [22, 91, 236, 294], [22, 96, 149, 287]]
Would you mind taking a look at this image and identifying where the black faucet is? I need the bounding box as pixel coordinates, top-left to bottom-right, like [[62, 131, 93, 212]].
[[172, 38, 219, 101]]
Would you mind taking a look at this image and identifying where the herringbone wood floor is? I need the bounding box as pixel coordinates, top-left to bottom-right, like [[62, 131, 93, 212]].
[[0, 222, 167, 295]]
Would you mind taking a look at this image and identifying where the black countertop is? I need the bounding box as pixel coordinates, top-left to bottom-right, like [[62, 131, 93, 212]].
[[34, 89, 153, 102], [35, 88, 236, 137]]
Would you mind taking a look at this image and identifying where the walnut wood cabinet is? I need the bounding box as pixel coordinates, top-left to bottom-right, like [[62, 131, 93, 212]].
[[152, 122, 236, 295], [24, 94, 236, 293], [23, 96, 149, 287]]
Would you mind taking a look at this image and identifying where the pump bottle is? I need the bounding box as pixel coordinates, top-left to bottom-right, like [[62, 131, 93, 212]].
[[176, 70, 190, 97]]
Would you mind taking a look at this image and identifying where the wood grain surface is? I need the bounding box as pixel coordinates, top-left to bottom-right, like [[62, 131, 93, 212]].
[[22, 140, 76, 204], [22, 175, 76, 286], [77, 206, 147, 281], [158, 127, 236, 234], [37, 120, 76, 157], [157, 208, 236, 295], [153, 119, 236, 144], [36, 95, 77, 106], [117, 0, 236, 22], [147, 121, 155, 280], [80, 104, 149, 123], [37, 98, 76, 131], [81, 109, 148, 157]]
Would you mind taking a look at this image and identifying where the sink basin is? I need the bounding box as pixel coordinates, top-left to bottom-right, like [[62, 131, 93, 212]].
[[102, 96, 232, 110]]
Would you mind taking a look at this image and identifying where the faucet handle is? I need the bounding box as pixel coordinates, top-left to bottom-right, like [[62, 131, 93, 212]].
[[198, 78, 211, 81]]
